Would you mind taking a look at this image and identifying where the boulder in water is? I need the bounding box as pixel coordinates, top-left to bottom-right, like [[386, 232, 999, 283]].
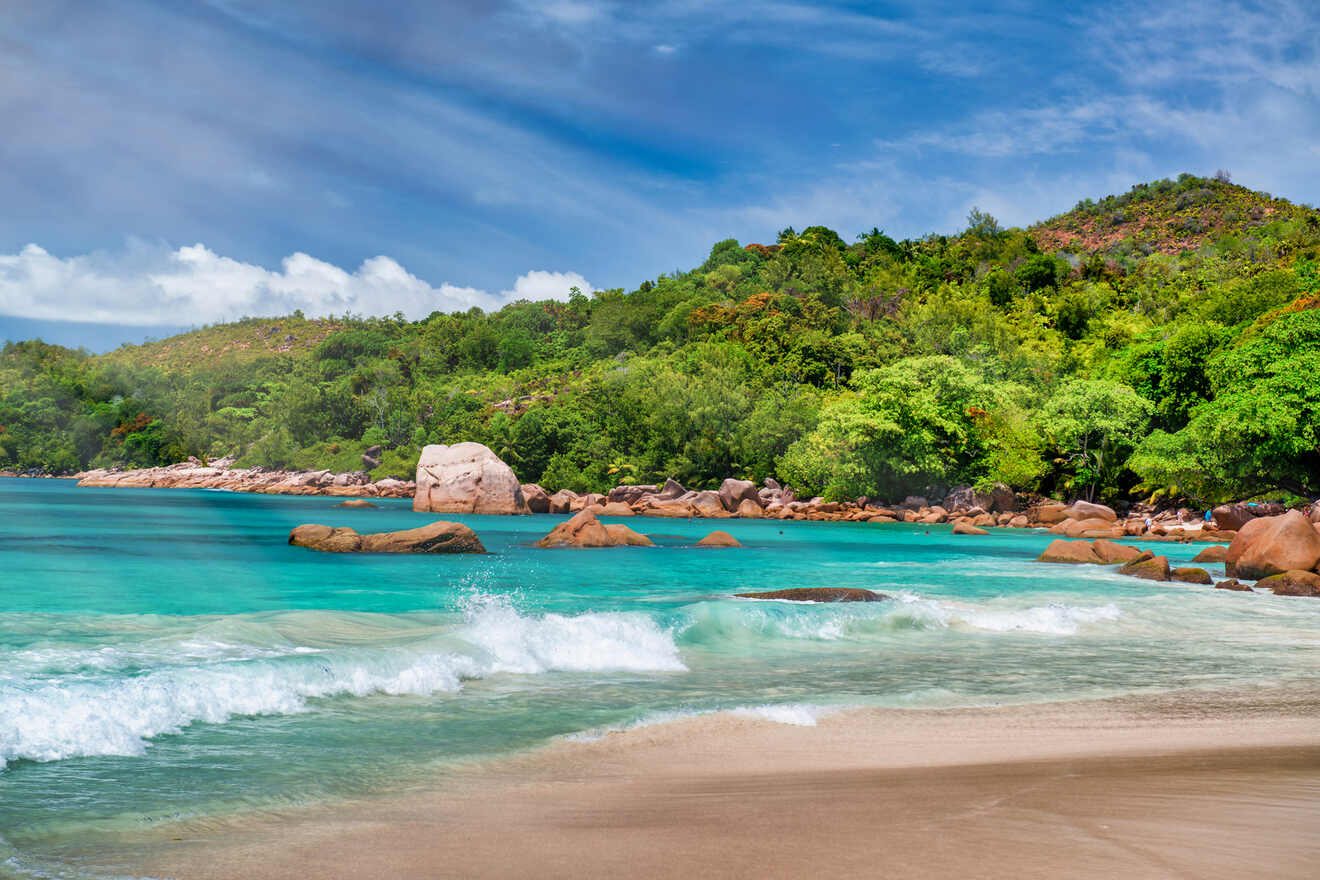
[[334, 499, 377, 509], [1192, 545, 1229, 563], [1092, 539, 1151, 565], [535, 510, 654, 548], [696, 530, 741, 547], [1118, 555, 1171, 581], [413, 442, 528, 515], [1171, 567, 1213, 584], [1214, 579, 1252, 592], [952, 521, 989, 535], [289, 521, 485, 554], [1037, 539, 1101, 564], [1224, 511, 1320, 580], [1257, 570, 1320, 597], [735, 588, 887, 602]]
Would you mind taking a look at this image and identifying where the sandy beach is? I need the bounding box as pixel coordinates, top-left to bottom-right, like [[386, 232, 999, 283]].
[[122, 685, 1320, 880]]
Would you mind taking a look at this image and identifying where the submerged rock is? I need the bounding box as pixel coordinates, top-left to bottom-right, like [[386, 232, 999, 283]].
[[696, 530, 741, 548], [952, 521, 989, 535], [413, 442, 528, 515], [735, 588, 888, 602], [334, 499, 377, 508], [1214, 579, 1252, 592], [289, 521, 485, 554]]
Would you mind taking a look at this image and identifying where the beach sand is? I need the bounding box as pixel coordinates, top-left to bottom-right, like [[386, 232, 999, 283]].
[[127, 686, 1320, 880]]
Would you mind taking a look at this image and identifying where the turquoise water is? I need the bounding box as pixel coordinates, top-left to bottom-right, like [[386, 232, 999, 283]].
[[2, 477, 1318, 877]]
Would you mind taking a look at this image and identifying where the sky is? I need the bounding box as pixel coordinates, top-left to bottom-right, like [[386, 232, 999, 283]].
[[2, 0, 1318, 350]]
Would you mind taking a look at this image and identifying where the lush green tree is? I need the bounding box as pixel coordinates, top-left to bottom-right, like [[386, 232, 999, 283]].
[[1042, 379, 1152, 502]]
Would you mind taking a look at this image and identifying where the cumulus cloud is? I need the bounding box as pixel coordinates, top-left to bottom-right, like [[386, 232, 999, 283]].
[[0, 242, 593, 326]]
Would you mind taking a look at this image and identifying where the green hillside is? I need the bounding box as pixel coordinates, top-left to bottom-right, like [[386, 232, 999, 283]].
[[3, 174, 1318, 504], [101, 315, 344, 372]]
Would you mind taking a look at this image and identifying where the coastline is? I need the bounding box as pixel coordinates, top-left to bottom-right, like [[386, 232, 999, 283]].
[[9, 465, 1253, 541], [123, 684, 1320, 880]]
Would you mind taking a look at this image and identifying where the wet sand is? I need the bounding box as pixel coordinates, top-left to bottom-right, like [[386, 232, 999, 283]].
[[130, 687, 1320, 880]]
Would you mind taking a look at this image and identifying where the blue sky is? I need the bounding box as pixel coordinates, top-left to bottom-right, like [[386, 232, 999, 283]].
[[2, 0, 1318, 349]]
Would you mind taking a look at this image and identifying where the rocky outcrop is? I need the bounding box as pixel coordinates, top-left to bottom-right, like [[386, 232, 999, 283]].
[[1256, 570, 1320, 597], [76, 461, 414, 498], [656, 478, 687, 500], [534, 510, 654, 548], [736, 498, 764, 518], [414, 443, 528, 515], [1224, 511, 1320, 580], [548, 489, 577, 515], [1118, 555, 1171, 581], [718, 478, 759, 513], [521, 483, 551, 514], [599, 501, 635, 516], [734, 588, 887, 602], [1063, 500, 1117, 522], [288, 521, 485, 553], [696, 530, 741, 548], [608, 484, 658, 505]]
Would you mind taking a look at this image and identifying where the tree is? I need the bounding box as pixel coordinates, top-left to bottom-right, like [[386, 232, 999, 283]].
[[1042, 379, 1152, 501], [778, 356, 1015, 501]]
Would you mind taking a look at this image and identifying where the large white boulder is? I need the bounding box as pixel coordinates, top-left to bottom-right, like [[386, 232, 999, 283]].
[[413, 442, 529, 515]]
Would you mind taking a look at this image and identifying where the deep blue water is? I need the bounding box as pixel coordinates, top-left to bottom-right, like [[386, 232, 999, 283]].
[[1, 478, 1316, 877]]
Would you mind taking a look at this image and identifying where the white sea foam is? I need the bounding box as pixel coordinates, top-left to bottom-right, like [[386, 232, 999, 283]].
[[0, 602, 686, 769], [680, 595, 1122, 643], [564, 703, 839, 742], [460, 599, 686, 674], [893, 596, 1122, 635]]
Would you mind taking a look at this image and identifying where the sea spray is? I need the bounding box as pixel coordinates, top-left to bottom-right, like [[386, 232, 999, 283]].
[[0, 600, 686, 769]]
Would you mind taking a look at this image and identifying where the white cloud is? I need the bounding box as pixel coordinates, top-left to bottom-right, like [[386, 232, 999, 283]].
[[501, 269, 593, 302], [0, 242, 594, 326]]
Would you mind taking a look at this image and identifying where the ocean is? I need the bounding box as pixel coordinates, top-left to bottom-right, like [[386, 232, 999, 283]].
[[1, 478, 1316, 878]]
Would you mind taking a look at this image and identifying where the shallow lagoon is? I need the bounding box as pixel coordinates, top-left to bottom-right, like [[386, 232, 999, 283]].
[[2, 478, 1317, 877]]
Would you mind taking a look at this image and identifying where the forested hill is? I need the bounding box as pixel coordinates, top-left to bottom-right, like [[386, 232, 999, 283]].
[[4, 173, 1318, 506]]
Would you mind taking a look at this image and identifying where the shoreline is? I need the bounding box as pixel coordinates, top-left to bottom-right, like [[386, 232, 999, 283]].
[[119, 684, 1320, 880], [2, 471, 1245, 542]]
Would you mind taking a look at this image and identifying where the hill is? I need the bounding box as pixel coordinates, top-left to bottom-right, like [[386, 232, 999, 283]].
[[100, 315, 345, 372], [3, 174, 1318, 505], [1030, 173, 1315, 257]]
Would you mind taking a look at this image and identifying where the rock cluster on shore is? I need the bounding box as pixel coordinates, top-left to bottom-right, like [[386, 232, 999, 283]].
[[76, 458, 414, 498], [1035, 509, 1320, 597]]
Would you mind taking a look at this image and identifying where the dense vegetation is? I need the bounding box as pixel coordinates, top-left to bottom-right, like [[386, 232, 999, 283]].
[[3, 174, 1318, 506]]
